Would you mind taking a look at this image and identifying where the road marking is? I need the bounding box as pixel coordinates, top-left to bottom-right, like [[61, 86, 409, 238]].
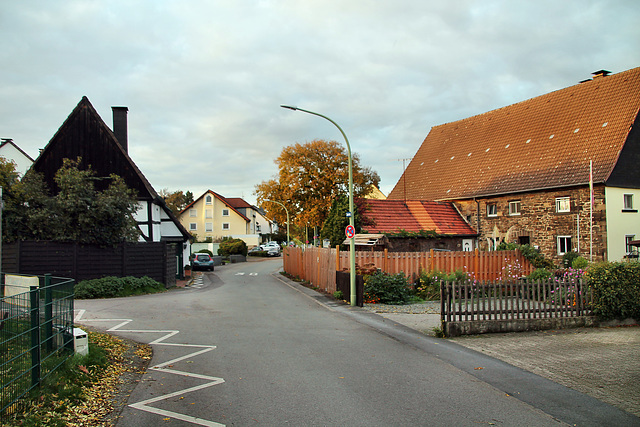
[[249, 273, 258, 276], [235, 272, 245, 276], [74, 309, 225, 426]]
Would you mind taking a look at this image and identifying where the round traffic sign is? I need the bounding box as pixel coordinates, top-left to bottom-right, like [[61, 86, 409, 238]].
[[345, 224, 356, 239]]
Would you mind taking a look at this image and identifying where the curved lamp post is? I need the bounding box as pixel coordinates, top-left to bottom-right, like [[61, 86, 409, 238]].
[[280, 105, 357, 306], [264, 199, 290, 245]]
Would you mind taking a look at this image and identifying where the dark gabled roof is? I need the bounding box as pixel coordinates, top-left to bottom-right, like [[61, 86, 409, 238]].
[[361, 199, 477, 236], [389, 67, 640, 201], [32, 96, 158, 200], [225, 197, 253, 209], [180, 190, 250, 222]]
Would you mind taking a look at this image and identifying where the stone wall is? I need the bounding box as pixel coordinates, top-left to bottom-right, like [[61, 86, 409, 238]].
[[453, 185, 606, 264]]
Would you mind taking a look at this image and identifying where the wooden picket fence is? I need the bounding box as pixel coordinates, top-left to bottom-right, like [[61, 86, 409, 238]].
[[282, 247, 534, 295]]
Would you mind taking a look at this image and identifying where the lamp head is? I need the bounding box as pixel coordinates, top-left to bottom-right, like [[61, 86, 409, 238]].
[[280, 105, 298, 111]]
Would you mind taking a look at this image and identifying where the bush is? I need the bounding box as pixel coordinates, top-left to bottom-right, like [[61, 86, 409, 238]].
[[586, 262, 640, 320], [496, 242, 554, 269], [572, 256, 589, 270], [75, 276, 165, 299], [218, 238, 248, 257], [248, 249, 269, 257], [416, 269, 475, 300], [364, 271, 412, 305], [562, 251, 580, 268], [527, 268, 553, 281]]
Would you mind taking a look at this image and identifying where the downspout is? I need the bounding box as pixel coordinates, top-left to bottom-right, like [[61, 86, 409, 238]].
[[476, 198, 481, 248]]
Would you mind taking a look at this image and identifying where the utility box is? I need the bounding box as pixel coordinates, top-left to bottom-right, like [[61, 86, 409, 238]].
[[73, 328, 89, 356]]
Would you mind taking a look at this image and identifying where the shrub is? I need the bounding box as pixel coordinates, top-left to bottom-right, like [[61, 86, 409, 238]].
[[562, 251, 580, 268], [527, 268, 553, 281], [496, 243, 554, 269], [572, 256, 589, 270], [416, 269, 475, 300], [364, 271, 412, 305], [75, 276, 165, 299], [333, 290, 344, 300], [586, 262, 640, 320], [218, 238, 248, 257]]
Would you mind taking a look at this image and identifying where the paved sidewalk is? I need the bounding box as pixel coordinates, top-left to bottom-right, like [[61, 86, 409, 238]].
[[366, 302, 640, 419]]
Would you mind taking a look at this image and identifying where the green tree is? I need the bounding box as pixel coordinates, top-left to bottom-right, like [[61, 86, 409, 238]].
[[320, 195, 365, 247], [5, 158, 140, 245], [255, 139, 380, 237]]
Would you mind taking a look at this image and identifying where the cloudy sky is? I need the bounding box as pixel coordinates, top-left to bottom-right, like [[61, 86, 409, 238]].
[[1, 1, 638, 205]]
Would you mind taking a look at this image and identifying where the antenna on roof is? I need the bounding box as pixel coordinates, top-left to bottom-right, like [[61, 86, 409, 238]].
[[392, 158, 412, 203]]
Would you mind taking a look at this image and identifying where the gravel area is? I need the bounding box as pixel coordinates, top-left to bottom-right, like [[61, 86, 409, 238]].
[[363, 300, 441, 314]]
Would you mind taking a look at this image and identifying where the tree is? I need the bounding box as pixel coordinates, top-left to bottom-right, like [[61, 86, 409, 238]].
[[255, 139, 380, 236], [321, 195, 361, 247], [160, 189, 194, 215], [5, 158, 141, 245]]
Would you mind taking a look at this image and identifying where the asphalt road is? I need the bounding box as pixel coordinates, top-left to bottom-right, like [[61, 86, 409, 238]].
[[75, 259, 637, 427]]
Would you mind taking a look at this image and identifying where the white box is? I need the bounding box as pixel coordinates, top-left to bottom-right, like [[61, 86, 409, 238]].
[[73, 328, 89, 356]]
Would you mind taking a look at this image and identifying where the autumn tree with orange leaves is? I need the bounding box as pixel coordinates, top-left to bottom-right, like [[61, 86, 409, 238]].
[[255, 139, 380, 239]]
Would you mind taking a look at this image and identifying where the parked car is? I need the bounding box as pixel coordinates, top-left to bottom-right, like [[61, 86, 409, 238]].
[[260, 242, 281, 257], [192, 253, 214, 271]]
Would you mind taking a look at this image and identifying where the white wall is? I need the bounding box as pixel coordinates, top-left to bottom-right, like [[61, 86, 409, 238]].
[[605, 187, 640, 261]]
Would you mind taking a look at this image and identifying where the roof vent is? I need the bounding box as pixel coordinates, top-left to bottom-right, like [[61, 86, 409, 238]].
[[591, 69, 611, 79]]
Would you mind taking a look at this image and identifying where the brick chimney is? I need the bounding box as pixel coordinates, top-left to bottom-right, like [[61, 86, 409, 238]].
[[112, 106, 129, 153]]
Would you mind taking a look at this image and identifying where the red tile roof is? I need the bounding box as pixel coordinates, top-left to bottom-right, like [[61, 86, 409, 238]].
[[225, 197, 253, 209], [388, 67, 640, 200], [361, 199, 476, 235]]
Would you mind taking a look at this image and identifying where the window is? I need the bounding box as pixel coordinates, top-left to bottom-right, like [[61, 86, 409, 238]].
[[555, 197, 570, 213], [222, 223, 230, 230], [205, 195, 213, 205], [557, 236, 572, 255], [487, 203, 497, 217], [623, 194, 634, 210], [626, 235, 636, 254], [205, 222, 213, 232], [508, 200, 521, 216], [189, 223, 197, 231], [205, 209, 213, 219], [189, 209, 197, 217], [222, 209, 229, 216]]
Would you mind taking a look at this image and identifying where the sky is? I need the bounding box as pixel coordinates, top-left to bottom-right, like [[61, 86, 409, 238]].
[[1, 1, 639, 206]]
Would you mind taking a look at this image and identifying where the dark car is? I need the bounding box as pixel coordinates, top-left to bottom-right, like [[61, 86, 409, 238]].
[[192, 253, 214, 271]]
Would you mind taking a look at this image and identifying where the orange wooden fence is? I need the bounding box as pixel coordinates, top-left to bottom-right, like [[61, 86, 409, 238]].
[[282, 247, 535, 294]]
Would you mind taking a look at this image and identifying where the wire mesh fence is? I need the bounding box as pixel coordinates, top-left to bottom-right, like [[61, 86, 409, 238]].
[[0, 273, 75, 420]]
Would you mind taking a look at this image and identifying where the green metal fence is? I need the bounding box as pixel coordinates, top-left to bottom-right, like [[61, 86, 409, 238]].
[[0, 273, 75, 420]]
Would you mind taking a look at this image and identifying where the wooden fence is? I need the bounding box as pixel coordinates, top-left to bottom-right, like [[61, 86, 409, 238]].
[[282, 247, 534, 295], [2, 241, 177, 287], [441, 278, 593, 336]]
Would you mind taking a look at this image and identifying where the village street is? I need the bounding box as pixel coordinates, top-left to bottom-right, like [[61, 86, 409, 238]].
[[74, 259, 637, 427]]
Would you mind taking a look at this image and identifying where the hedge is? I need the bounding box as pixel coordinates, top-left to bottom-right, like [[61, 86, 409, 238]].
[[586, 262, 640, 320]]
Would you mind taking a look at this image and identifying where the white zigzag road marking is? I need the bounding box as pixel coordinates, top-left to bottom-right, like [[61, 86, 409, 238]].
[[74, 309, 225, 426]]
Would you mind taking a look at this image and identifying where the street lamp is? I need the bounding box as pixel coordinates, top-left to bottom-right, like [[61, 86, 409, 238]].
[[264, 199, 290, 245], [280, 105, 357, 306]]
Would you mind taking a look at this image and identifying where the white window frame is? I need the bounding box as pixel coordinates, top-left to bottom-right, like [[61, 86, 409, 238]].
[[222, 223, 230, 230], [623, 194, 634, 210], [205, 222, 213, 232], [205, 209, 213, 219], [508, 200, 521, 216], [222, 209, 230, 217], [555, 197, 570, 213], [189, 209, 197, 217], [557, 235, 572, 255], [487, 203, 497, 217], [189, 223, 197, 231], [205, 195, 213, 205]]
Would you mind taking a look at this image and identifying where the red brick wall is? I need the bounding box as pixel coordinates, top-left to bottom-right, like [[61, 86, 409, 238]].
[[453, 185, 606, 265]]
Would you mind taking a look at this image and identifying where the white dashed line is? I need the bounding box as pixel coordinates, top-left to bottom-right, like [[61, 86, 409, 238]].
[[74, 309, 225, 426]]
